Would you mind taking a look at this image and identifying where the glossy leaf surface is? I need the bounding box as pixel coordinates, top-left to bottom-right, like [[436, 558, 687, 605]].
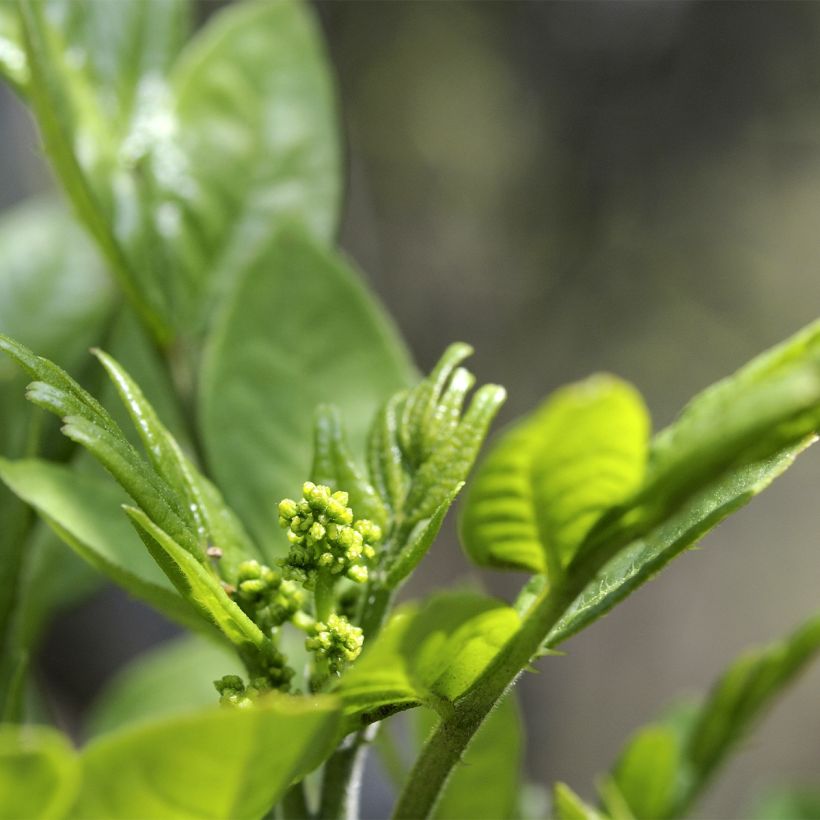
[[200, 228, 413, 557]]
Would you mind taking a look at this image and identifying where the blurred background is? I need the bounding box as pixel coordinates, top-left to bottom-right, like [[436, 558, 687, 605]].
[[2, 1, 820, 817]]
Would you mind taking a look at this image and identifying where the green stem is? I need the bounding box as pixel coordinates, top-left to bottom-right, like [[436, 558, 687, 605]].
[[314, 570, 335, 623], [392, 580, 581, 819], [281, 781, 311, 820]]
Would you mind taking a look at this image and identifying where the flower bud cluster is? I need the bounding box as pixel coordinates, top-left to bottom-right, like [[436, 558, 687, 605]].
[[306, 612, 364, 674], [278, 482, 382, 587], [235, 559, 305, 633]]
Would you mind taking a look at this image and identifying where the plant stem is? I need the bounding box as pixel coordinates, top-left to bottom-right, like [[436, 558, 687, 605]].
[[281, 781, 311, 820], [392, 580, 581, 819]]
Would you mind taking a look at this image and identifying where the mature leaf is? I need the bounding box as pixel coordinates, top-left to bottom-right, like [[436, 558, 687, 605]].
[[17, 0, 340, 338], [608, 725, 680, 820], [75, 696, 341, 820], [124, 507, 265, 651], [336, 592, 520, 728], [0, 458, 202, 633], [199, 227, 414, 557], [170, 0, 341, 318], [0, 723, 79, 820], [87, 636, 242, 737], [545, 442, 813, 648], [95, 348, 261, 576], [460, 376, 648, 578], [676, 616, 820, 814], [415, 695, 524, 820], [311, 404, 388, 528], [552, 783, 605, 820]]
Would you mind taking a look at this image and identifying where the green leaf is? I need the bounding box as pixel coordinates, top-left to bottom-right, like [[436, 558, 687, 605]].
[[74, 696, 341, 820], [17, 0, 340, 338], [415, 695, 524, 820], [608, 725, 680, 820], [0, 723, 79, 820], [545, 442, 813, 648], [94, 348, 262, 577], [385, 483, 463, 588], [123, 506, 265, 651], [0, 458, 202, 633], [552, 783, 605, 820], [200, 227, 414, 557], [311, 404, 388, 529], [87, 635, 242, 737], [170, 0, 341, 319], [367, 391, 410, 514], [0, 6, 27, 93], [460, 376, 649, 577], [676, 616, 820, 814], [336, 591, 520, 728], [750, 788, 820, 820]]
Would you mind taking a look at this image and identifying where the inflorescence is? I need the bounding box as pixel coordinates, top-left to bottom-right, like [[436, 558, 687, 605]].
[[214, 482, 381, 702]]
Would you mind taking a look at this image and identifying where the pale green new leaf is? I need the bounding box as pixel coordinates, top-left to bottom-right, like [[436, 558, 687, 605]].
[[87, 636, 241, 737], [200, 227, 414, 557], [552, 783, 605, 820], [124, 506, 265, 651], [0, 458, 202, 634], [311, 404, 388, 528], [0, 6, 26, 93], [367, 391, 410, 514], [608, 725, 680, 820], [416, 695, 524, 820], [460, 375, 649, 577], [74, 696, 341, 820], [336, 592, 520, 728], [0, 723, 79, 820]]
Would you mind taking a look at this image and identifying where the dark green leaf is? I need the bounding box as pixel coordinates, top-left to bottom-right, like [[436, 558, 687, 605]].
[[199, 227, 414, 557], [0, 458, 202, 633], [0, 723, 79, 820], [75, 696, 341, 820]]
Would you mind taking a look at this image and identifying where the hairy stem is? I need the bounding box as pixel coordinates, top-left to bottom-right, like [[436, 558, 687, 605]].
[[392, 579, 582, 819]]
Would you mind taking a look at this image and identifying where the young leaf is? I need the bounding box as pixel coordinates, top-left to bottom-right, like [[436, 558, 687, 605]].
[[607, 725, 680, 820], [0, 6, 26, 94], [460, 376, 649, 579], [0, 723, 79, 820], [552, 783, 605, 820], [367, 391, 410, 514], [199, 227, 414, 557], [75, 696, 342, 820], [677, 615, 820, 815], [336, 592, 520, 728], [124, 506, 266, 651], [415, 695, 524, 820], [311, 404, 388, 529], [87, 636, 242, 737], [545, 442, 813, 648], [0, 458, 203, 634], [94, 348, 262, 576]]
